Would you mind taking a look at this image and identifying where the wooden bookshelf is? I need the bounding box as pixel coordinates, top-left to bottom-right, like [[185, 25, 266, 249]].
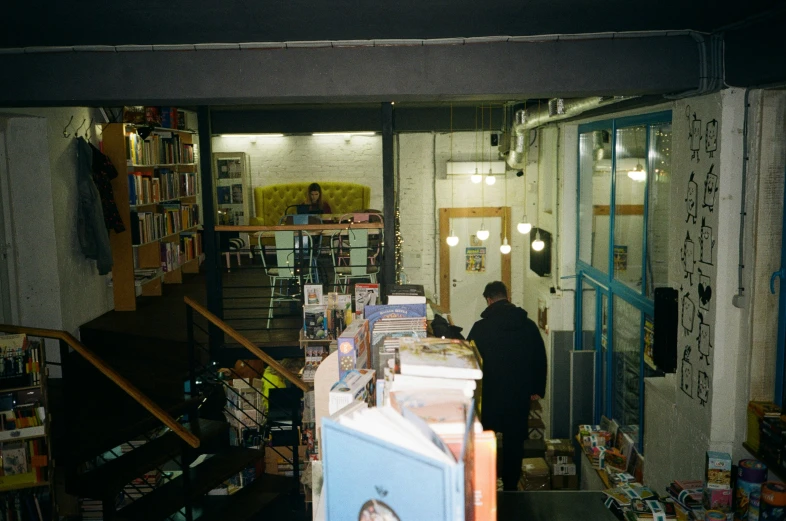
[[104, 121, 202, 311]]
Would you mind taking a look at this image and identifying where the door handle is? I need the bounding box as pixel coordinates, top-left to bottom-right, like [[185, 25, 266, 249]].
[[771, 268, 785, 294]]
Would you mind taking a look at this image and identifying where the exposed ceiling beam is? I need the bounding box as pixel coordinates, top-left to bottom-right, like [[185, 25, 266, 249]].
[[0, 36, 699, 107]]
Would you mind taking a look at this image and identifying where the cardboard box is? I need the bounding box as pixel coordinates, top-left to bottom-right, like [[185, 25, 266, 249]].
[[519, 457, 550, 491], [336, 319, 370, 378], [705, 451, 732, 489], [545, 438, 574, 459], [551, 474, 579, 490]]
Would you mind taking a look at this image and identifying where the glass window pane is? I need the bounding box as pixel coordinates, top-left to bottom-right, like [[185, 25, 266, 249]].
[[613, 126, 647, 291], [646, 124, 673, 297], [612, 296, 641, 427], [578, 129, 612, 272], [601, 293, 609, 418]]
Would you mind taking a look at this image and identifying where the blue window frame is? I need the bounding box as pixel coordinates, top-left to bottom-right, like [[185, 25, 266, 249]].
[[575, 111, 672, 451]]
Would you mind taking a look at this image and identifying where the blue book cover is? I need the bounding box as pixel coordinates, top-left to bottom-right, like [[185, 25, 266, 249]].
[[322, 405, 472, 521]]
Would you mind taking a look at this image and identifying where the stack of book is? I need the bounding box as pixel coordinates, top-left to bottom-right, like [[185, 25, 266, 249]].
[[666, 479, 703, 515], [385, 338, 482, 400], [363, 304, 427, 374]]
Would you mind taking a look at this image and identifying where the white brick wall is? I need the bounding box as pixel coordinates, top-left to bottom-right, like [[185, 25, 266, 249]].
[[212, 134, 385, 211]]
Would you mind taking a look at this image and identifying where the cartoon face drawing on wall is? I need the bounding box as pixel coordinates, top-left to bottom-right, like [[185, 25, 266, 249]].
[[686, 172, 698, 224], [681, 293, 696, 335], [697, 318, 712, 365], [682, 231, 695, 285], [690, 113, 702, 161], [681, 358, 693, 397], [705, 119, 718, 158], [697, 371, 709, 406], [703, 164, 718, 212], [700, 218, 714, 265]]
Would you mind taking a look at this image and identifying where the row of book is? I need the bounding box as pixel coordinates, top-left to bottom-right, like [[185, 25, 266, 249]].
[[122, 106, 196, 132], [128, 170, 197, 206], [0, 335, 42, 388], [125, 131, 194, 166], [0, 489, 49, 521], [0, 439, 47, 482], [130, 204, 199, 245]]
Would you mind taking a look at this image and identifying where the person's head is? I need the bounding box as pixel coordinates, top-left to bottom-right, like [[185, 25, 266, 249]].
[[482, 281, 508, 305], [307, 183, 323, 205]]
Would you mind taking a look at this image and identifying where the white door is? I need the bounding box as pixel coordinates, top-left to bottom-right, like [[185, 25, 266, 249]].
[[448, 216, 502, 336]]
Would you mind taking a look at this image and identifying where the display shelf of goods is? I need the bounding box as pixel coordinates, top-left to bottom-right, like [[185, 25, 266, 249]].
[[103, 121, 202, 311], [0, 334, 53, 516]]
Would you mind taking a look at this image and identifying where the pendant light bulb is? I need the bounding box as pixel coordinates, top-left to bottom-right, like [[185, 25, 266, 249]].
[[471, 167, 482, 184], [485, 175, 496, 186], [531, 230, 545, 252], [476, 225, 490, 241], [517, 218, 532, 235], [627, 163, 646, 182], [446, 229, 459, 247], [500, 236, 511, 254]]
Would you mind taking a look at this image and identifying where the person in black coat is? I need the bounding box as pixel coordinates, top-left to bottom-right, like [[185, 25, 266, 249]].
[[467, 281, 547, 491]]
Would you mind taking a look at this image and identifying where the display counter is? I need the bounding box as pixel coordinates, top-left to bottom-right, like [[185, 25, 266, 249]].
[[499, 491, 616, 520]]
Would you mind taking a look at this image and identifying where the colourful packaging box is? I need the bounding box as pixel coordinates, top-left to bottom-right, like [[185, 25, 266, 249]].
[[336, 319, 369, 379], [705, 451, 732, 489], [703, 486, 733, 512]]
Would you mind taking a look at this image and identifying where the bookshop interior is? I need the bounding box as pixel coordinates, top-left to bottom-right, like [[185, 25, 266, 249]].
[[1, 3, 786, 521]]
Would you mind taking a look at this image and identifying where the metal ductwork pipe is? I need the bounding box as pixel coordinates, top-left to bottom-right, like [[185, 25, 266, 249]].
[[503, 96, 635, 169]]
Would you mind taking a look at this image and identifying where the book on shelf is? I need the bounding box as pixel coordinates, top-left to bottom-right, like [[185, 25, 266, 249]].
[[398, 337, 483, 381], [322, 401, 474, 521], [386, 284, 427, 304], [304, 305, 329, 340], [390, 388, 479, 436], [217, 186, 231, 204], [354, 283, 380, 315], [0, 334, 43, 388]]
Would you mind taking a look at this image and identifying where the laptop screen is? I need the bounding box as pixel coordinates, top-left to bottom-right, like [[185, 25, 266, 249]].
[[296, 204, 311, 214]]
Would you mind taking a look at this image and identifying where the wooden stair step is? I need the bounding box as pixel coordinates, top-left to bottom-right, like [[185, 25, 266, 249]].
[[115, 447, 264, 521], [66, 394, 208, 462], [69, 418, 227, 498]]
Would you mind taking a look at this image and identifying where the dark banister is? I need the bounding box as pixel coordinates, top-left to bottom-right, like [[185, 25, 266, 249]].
[[184, 297, 308, 392]]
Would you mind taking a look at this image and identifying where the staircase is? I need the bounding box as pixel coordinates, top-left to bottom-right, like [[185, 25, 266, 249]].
[[2, 309, 307, 521]]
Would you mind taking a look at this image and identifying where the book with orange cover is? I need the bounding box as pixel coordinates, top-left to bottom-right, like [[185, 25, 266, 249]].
[[441, 429, 497, 521]]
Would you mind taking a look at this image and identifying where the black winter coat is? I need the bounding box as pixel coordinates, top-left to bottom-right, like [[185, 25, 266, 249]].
[[467, 299, 547, 432]]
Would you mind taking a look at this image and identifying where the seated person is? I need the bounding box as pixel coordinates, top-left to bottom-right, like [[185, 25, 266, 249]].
[[304, 182, 332, 214]]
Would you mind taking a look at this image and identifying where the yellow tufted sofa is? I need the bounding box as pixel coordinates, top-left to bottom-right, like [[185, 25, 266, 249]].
[[250, 182, 371, 226]]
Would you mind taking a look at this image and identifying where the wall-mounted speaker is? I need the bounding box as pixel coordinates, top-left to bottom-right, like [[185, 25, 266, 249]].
[[529, 228, 552, 277], [653, 287, 678, 373]]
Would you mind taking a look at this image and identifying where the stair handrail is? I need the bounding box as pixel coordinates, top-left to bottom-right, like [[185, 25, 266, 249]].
[[0, 324, 200, 448], [184, 296, 308, 392]]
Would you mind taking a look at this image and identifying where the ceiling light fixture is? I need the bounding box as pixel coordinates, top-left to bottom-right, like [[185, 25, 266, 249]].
[[500, 162, 511, 255], [447, 104, 459, 247], [628, 162, 646, 182], [532, 229, 545, 252], [476, 105, 489, 241], [471, 168, 482, 184], [485, 175, 496, 186]]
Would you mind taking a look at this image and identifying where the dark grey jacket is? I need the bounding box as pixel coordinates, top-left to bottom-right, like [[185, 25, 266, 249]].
[[77, 137, 113, 275]]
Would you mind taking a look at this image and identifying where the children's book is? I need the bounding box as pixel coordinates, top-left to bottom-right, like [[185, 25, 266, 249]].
[[322, 404, 473, 521], [398, 338, 482, 380], [354, 283, 380, 315]]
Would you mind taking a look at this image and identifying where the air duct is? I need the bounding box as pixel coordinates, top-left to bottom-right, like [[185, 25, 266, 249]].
[[503, 96, 635, 169]]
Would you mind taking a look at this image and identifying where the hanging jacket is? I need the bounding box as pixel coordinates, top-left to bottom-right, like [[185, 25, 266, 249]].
[[89, 142, 125, 233], [77, 137, 113, 275]]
